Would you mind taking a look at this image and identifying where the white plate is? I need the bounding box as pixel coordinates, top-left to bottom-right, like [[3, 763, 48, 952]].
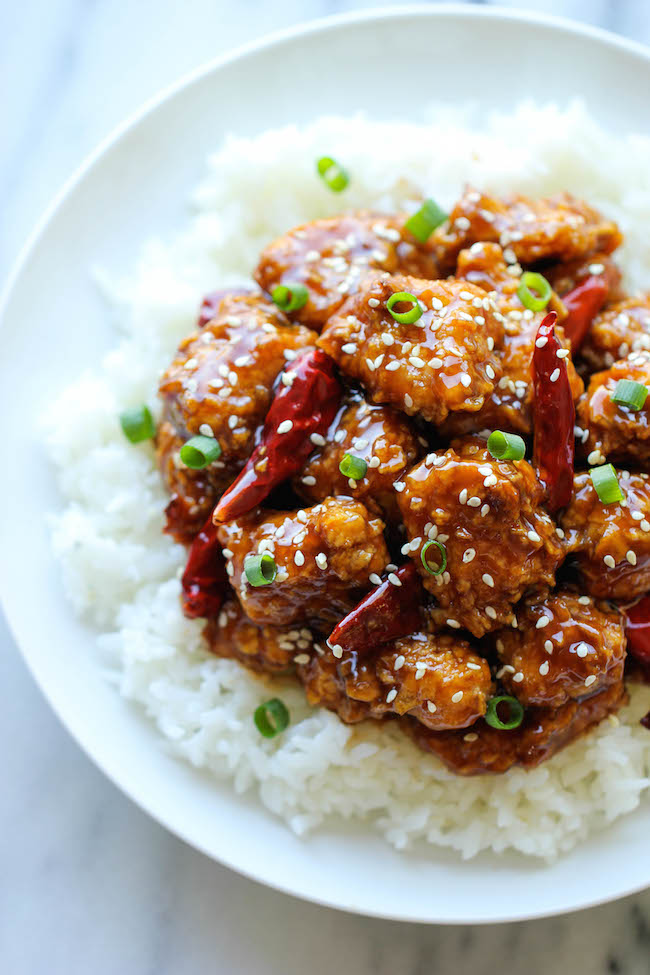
[[2, 5, 650, 923]]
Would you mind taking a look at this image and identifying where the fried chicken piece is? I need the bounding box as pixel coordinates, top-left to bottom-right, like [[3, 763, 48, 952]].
[[431, 187, 622, 274], [579, 296, 650, 371], [409, 680, 626, 775], [204, 598, 314, 674], [578, 352, 650, 466], [560, 471, 650, 600], [318, 273, 503, 425], [397, 439, 564, 637], [215, 497, 389, 627], [293, 393, 421, 522], [254, 211, 440, 330], [297, 629, 493, 731], [495, 591, 626, 708]]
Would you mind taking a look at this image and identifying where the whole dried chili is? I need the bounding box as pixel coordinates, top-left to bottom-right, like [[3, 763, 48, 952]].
[[213, 348, 341, 523], [328, 562, 422, 655], [532, 311, 575, 512], [560, 275, 610, 350], [181, 515, 228, 618]]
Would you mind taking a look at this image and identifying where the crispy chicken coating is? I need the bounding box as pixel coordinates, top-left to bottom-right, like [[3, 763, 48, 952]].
[[397, 439, 565, 637], [318, 274, 503, 425], [293, 393, 421, 521], [204, 598, 313, 674], [560, 471, 650, 600], [254, 211, 440, 330], [580, 295, 650, 371], [409, 680, 626, 775], [495, 591, 626, 708], [297, 630, 493, 731], [578, 352, 650, 466], [215, 497, 389, 627], [431, 187, 622, 274]]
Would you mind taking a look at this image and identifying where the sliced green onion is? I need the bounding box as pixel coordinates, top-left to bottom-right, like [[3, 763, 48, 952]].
[[119, 405, 155, 444], [179, 435, 222, 469], [590, 463, 624, 505], [405, 198, 447, 242], [385, 291, 423, 324], [316, 156, 349, 192], [244, 552, 278, 587], [485, 695, 524, 731], [487, 430, 526, 461], [421, 539, 447, 576], [611, 378, 648, 412], [339, 453, 368, 480], [271, 282, 309, 313], [254, 698, 290, 738], [517, 271, 552, 312]]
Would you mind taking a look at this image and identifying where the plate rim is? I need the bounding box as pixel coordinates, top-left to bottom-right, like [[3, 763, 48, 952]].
[[3, 2, 650, 924]]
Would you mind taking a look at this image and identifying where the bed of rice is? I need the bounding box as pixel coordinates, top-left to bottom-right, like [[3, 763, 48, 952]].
[[45, 100, 650, 860]]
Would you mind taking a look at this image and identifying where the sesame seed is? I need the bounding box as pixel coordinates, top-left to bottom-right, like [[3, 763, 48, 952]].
[[381, 332, 394, 346], [415, 667, 426, 681], [539, 661, 550, 676], [464, 732, 478, 742], [388, 572, 402, 587], [512, 672, 524, 683], [486, 365, 495, 380], [331, 644, 343, 659], [369, 573, 382, 586], [404, 393, 414, 409], [585, 675, 597, 687], [575, 642, 589, 658], [385, 361, 401, 372], [394, 655, 405, 670], [485, 606, 497, 620], [631, 510, 643, 521], [535, 336, 548, 349], [368, 297, 380, 308], [447, 619, 461, 628], [277, 419, 293, 434], [348, 478, 358, 489], [315, 553, 328, 569], [374, 354, 384, 368], [294, 551, 305, 567], [588, 449, 605, 466], [467, 662, 482, 671], [496, 665, 515, 678], [460, 373, 472, 388], [604, 555, 616, 568], [394, 481, 405, 493], [228, 415, 239, 430], [451, 691, 464, 704], [386, 688, 398, 704], [459, 488, 468, 504], [481, 504, 490, 518], [482, 573, 495, 587], [310, 433, 326, 447], [369, 456, 381, 469], [536, 615, 551, 629], [366, 358, 376, 372], [544, 640, 553, 654], [467, 496, 482, 507], [556, 348, 570, 359], [409, 356, 426, 368], [427, 701, 437, 713], [487, 337, 495, 351], [626, 550, 637, 565], [527, 530, 541, 543], [294, 653, 310, 665], [641, 520, 650, 532], [199, 423, 214, 437], [463, 548, 476, 563], [341, 343, 357, 354], [301, 475, 316, 486], [550, 368, 560, 383], [556, 527, 565, 538]]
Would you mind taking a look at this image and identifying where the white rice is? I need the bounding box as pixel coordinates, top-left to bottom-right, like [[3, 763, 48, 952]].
[[45, 100, 650, 860]]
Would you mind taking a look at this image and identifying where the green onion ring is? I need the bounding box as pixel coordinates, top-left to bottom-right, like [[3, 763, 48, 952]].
[[386, 291, 423, 324], [271, 282, 309, 313], [316, 156, 349, 192], [254, 698, 290, 738], [517, 271, 552, 312], [420, 539, 447, 576], [119, 405, 155, 444], [487, 430, 526, 461], [590, 463, 624, 505], [611, 378, 648, 412], [244, 552, 278, 587], [485, 695, 525, 730], [179, 435, 222, 469], [405, 198, 447, 242], [339, 453, 368, 480]]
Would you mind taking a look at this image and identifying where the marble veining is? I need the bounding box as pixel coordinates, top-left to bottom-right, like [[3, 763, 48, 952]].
[[2, 2, 650, 972]]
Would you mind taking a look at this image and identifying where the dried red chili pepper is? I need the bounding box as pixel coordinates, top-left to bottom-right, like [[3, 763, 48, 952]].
[[625, 595, 650, 669], [532, 311, 575, 512], [181, 515, 228, 618], [197, 287, 252, 328], [327, 562, 422, 655], [560, 275, 609, 350], [213, 348, 341, 522]]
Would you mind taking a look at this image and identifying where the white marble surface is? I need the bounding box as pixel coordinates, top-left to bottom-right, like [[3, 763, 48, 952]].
[[3, 1, 650, 972]]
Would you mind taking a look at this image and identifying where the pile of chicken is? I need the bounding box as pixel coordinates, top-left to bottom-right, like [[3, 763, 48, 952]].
[[156, 186, 650, 775]]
